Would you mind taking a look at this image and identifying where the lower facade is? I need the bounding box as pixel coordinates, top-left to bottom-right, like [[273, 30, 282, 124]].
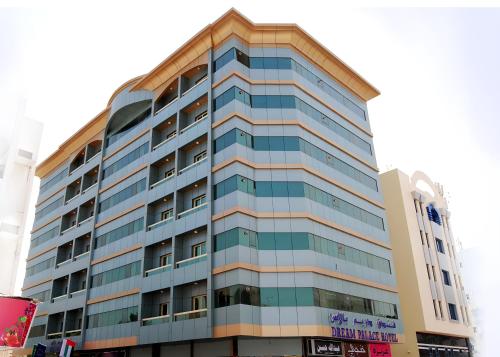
[[25, 336, 396, 357], [392, 332, 473, 357]]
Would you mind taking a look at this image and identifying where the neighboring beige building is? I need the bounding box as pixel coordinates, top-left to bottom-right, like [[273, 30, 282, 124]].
[[381, 169, 474, 357]]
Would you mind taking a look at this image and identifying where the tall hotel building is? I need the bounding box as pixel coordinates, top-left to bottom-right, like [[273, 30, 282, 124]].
[[22, 10, 402, 356], [381, 169, 474, 357]]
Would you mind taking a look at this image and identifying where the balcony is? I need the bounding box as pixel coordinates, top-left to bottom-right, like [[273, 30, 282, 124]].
[[82, 166, 99, 193], [73, 233, 91, 259], [177, 135, 207, 175], [77, 199, 95, 226], [174, 227, 207, 269], [173, 280, 207, 321], [176, 179, 207, 219], [61, 209, 77, 234], [64, 308, 83, 337], [179, 95, 208, 134], [147, 194, 174, 231], [51, 276, 69, 302], [47, 312, 64, 339], [69, 148, 85, 175], [85, 140, 102, 163], [149, 153, 176, 190], [56, 241, 73, 267], [154, 79, 178, 115], [65, 179, 81, 204], [141, 288, 171, 326], [69, 269, 87, 297], [152, 114, 177, 151], [180, 65, 208, 97], [144, 239, 172, 277]]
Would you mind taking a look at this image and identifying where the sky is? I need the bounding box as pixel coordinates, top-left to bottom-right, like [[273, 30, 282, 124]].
[[0, 0, 498, 353]]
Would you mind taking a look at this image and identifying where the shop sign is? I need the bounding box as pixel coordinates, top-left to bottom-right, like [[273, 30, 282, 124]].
[[309, 339, 343, 356], [343, 342, 369, 357], [329, 312, 399, 343], [369, 343, 392, 357]]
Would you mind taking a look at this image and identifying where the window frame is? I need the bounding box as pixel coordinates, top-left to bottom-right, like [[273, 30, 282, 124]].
[[193, 150, 207, 163], [192, 194, 206, 208]]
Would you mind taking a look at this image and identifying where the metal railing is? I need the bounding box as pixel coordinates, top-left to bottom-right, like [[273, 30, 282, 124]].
[[152, 132, 177, 151], [177, 202, 207, 219], [147, 216, 173, 231], [181, 76, 207, 96], [142, 314, 170, 326], [173, 308, 207, 321], [179, 114, 207, 134], [144, 264, 172, 277], [175, 254, 207, 268], [150, 173, 175, 189], [177, 156, 207, 175]]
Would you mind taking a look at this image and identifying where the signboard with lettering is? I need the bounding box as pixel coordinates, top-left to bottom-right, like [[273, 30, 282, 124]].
[[369, 343, 392, 357], [329, 311, 399, 344], [0, 296, 37, 348], [343, 342, 369, 357], [308, 339, 343, 356]]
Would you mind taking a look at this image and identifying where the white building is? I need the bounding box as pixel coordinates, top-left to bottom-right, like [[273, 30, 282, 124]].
[[0, 106, 42, 295]]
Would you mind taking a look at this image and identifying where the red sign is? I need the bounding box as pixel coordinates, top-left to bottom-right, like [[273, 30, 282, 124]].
[[0, 297, 37, 348], [369, 343, 392, 357]]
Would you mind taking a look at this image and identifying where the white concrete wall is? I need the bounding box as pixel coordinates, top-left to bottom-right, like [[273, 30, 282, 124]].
[[0, 109, 42, 295]]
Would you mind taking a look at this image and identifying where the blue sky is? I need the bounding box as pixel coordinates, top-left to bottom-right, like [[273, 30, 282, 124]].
[[1, 1, 498, 352]]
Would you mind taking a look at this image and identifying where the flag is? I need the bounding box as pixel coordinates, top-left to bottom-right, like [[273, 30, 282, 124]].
[[59, 338, 76, 357]]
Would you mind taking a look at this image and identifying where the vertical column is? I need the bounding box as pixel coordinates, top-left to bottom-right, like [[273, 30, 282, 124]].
[[205, 48, 214, 337]]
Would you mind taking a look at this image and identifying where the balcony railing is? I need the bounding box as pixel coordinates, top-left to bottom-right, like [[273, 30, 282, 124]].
[[150, 173, 175, 190], [69, 164, 84, 176], [52, 294, 68, 302], [56, 258, 72, 268], [142, 314, 170, 326], [69, 289, 86, 298], [177, 157, 206, 175], [81, 182, 97, 194], [173, 308, 207, 321], [175, 254, 207, 269], [86, 151, 100, 163], [65, 329, 82, 337], [144, 264, 172, 277], [180, 114, 207, 134], [147, 216, 173, 231], [73, 250, 90, 260], [65, 193, 80, 205], [152, 132, 177, 151], [61, 224, 76, 235], [181, 75, 207, 96], [155, 97, 178, 116], [78, 215, 93, 226], [47, 332, 63, 339], [177, 202, 207, 219]]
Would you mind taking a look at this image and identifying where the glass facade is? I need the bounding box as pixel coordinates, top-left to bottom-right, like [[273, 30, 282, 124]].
[[214, 175, 384, 230], [90, 261, 141, 288], [87, 306, 139, 328], [39, 168, 67, 194], [214, 284, 398, 319], [213, 86, 371, 154], [98, 178, 146, 213], [31, 226, 60, 248], [102, 142, 149, 179], [26, 257, 55, 277], [35, 197, 64, 221], [214, 228, 391, 273], [213, 47, 367, 121], [214, 128, 377, 190], [28, 289, 51, 303], [95, 218, 144, 248]]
